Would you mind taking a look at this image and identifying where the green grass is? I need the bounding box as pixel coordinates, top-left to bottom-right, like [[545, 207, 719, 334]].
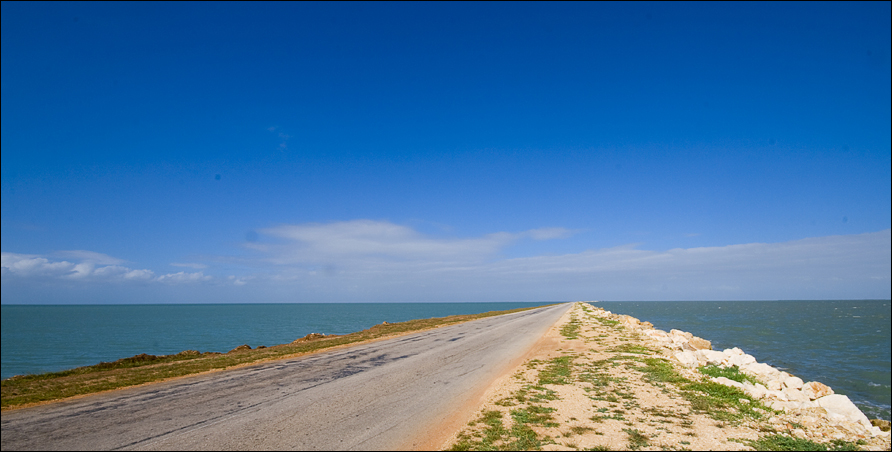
[[2, 304, 553, 410], [568, 426, 595, 435], [449, 410, 509, 451], [634, 357, 689, 385], [628, 356, 768, 423], [609, 343, 655, 355], [506, 424, 542, 450], [539, 355, 575, 385], [682, 380, 766, 422], [624, 428, 649, 450], [561, 317, 581, 339], [450, 403, 557, 450], [698, 365, 762, 385], [743, 435, 861, 451], [512, 405, 559, 427]]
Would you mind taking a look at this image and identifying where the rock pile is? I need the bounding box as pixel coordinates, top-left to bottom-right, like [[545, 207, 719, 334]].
[[291, 333, 329, 343], [592, 306, 890, 442]]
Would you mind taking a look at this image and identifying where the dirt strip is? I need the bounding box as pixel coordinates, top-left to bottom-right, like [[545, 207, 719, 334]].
[[440, 302, 891, 451]]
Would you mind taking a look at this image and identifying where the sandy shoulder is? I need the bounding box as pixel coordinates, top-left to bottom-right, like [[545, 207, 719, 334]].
[[440, 302, 891, 451]]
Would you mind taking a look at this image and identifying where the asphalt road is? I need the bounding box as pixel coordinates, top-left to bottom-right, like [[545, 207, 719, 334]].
[[1, 303, 570, 451]]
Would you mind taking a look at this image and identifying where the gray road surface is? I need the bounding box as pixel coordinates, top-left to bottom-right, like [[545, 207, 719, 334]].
[[1, 303, 570, 451]]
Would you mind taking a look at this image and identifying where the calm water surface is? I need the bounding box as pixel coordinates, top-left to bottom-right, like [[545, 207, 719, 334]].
[[597, 300, 890, 421], [0, 302, 548, 379], [2, 300, 889, 420]]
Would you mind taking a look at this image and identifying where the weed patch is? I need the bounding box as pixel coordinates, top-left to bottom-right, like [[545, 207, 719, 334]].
[[624, 428, 649, 450], [742, 434, 861, 451], [610, 344, 655, 355], [539, 356, 574, 385], [512, 405, 559, 427], [698, 365, 761, 386], [561, 317, 581, 339]]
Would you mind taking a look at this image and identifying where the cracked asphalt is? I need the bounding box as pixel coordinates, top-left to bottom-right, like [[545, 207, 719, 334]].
[[1, 303, 570, 451]]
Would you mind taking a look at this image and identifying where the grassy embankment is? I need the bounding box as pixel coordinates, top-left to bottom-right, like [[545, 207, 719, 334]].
[[449, 303, 866, 451], [1, 304, 554, 411]]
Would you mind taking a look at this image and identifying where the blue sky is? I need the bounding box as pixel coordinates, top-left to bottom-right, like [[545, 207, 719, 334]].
[[2, 2, 890, 303]]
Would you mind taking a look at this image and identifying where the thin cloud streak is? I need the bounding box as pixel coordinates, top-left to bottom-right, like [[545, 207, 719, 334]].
[[170, 262, 208, 269], [51, 250, 125, 266], [245, 224, 890, 301], [1, 252, 209, 284], [2, 224, 889, 301], [256, 220, 576, 266]]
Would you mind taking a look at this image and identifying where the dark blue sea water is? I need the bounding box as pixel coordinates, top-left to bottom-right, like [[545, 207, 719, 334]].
[[1, 300, 889, 420]]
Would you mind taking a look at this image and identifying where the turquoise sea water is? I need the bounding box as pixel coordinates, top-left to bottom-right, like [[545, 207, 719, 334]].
[[0, 302, 548, 379], [1, 300, 889, 420]]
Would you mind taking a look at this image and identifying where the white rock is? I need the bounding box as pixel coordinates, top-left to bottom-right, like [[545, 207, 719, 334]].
[[767, 380, 784, 391], [723, 347, 745, 356], [815, 394, 873, 430], [697, 349, 726, 366], [783, 376, 804, 390], [646, 329, 668, 338], [801, 381, 834, 400], [740, 362, 780, 379], [767, 400, 795, 411], [694, 353, 707, 367], [670, 329, 693, 340], [711, 376, 744, 389], [744, 383, 767, 399], [726, 353, 756, 367], [827, 412, 848, 424], [784, 401, 815, 411], [784, 388, 811, 403], [766, 389, 788, 401], [673, 351, 698, 368], [687, 336, 712, 350]]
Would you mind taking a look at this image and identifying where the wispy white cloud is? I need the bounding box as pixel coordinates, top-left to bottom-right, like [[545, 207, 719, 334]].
[[228, 275, 249, 286], [124, 269, 156, 280], [240, 223, 890, 301], [524, 227, 579, 240], [156, 271, 212, 284], [1, 253, 71, 277], [1, 252, 208, 285], [256, 220, 574, 267], [170, 262, 208, 269], [3, 224, 889, 302], [52, 250, 125, 266]]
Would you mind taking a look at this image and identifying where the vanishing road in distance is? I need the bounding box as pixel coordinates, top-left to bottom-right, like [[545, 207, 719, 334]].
[[1, 303, 570, 450]]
